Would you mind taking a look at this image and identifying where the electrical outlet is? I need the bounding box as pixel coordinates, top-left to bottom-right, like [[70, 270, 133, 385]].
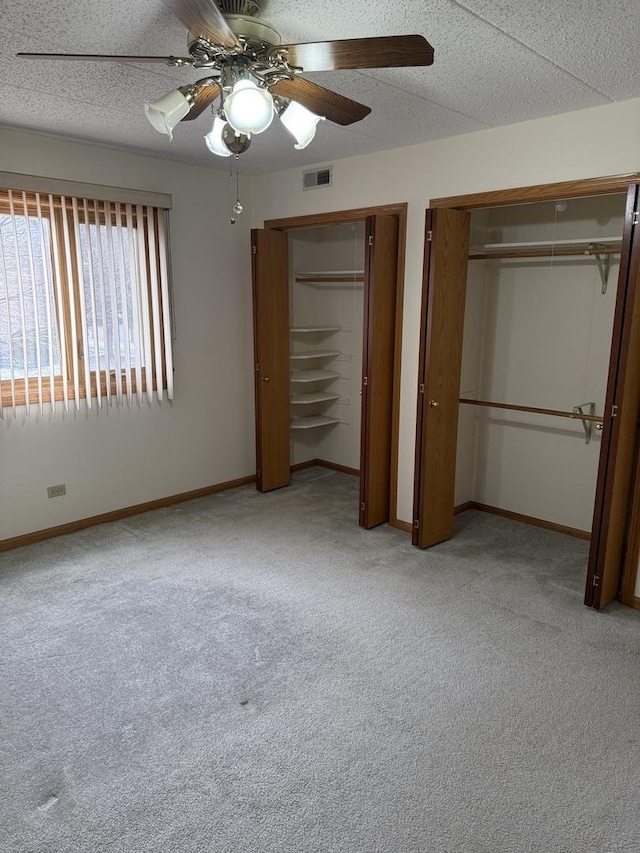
[[47, 484, 66, 499]]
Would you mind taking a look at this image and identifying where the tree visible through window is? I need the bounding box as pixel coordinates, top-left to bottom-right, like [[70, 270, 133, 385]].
[[0, 188, 173, 414]]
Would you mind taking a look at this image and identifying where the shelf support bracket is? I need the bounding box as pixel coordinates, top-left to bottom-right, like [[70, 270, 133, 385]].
[[573, 401, 596, 444], [590, 244, 612, 294]]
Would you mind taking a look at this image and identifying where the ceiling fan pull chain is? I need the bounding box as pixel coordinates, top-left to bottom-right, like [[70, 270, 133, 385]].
[[228, 156, 243, 224], [233, 158, 244, 215]]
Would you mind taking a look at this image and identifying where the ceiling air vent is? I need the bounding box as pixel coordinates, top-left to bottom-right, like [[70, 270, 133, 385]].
[[303, 167, 333, 190]]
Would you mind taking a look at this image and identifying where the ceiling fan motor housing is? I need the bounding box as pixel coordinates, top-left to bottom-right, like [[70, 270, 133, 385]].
[[188, 15, 280, 59], [215, 0, 281, 52], [224, 14, 281, 50]]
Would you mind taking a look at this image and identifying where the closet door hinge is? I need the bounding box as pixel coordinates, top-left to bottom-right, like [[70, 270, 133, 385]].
[[419, 383, 425, 394], [633, 211, 639, 226], [363, 376, 368, 386], [255, 362, 259, 373], [360, 502, 366, 512], [592, 573, 599, 588], [426, 230, 433, 242], [368, 235, 374, 246], [252, 244, 257, 254], [413, 520, 420, 530], [611, 404, 618, 417]]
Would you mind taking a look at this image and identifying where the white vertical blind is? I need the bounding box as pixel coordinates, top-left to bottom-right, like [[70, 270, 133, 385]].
[[48, 193, 70, 412], [0, 188, 174, 414], [102, 200, 123, 405], [21, 191, 43, 414], [158, 210, 174, 402], [146, 205, 164, 403], [72, 196, 93, 409], [135, 204, 154, 405], [36, 193, 57, 412], [114, 202, 132, 405], [82, 198, 101, 407], [0, 210, 12, 418], [90, 199, 111, 407], [60, 194, 81, 411], [125, 203, 144, 405], [7, 191, 31, 414]]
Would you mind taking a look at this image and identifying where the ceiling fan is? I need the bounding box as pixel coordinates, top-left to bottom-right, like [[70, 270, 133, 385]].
[[17, 0, 434, 156]]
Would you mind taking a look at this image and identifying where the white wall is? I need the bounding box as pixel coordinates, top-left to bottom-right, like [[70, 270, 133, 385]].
[[4, 96, 640, 540], [0, 128, 255, 540], [252, 98, 640, 524]]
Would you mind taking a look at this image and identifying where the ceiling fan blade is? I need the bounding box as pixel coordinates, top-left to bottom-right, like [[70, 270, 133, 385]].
[[270, 78, 370, 126], [16, 52, 195, 66], [181, 80, 221, 121], [272, 35, 434, 72], [161, 0, 239, 49]]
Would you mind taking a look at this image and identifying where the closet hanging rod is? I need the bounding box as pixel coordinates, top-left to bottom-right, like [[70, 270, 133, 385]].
[[469, 244, 621, 261], [459, 398, 602, 423]]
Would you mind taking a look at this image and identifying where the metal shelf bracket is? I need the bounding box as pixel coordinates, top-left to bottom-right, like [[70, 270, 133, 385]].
[[573, 401, 599, 444], [590, 244, 612, 294]]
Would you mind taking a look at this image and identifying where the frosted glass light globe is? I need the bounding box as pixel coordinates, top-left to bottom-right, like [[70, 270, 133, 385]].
[[224, 79, 274, 136], [280, 100, 324, 150], [144, 89, 191, 140], [204, 117, 232, 157]]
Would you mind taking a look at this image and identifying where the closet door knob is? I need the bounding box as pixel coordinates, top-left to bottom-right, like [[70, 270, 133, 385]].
[[262, 377, 271, 383], [428, 400, 440, 408]]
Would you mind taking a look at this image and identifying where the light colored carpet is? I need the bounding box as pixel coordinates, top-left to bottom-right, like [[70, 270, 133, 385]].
[[1, 468, 639, 853]]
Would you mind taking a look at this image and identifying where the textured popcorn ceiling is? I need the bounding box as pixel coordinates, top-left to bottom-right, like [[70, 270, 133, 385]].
[[1, 0, 638, 174]]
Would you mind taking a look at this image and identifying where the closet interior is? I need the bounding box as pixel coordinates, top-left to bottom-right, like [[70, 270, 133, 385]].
[[253, 206, 402, 527], [455, 192, 626, 536], [289, 222, 365, 474]]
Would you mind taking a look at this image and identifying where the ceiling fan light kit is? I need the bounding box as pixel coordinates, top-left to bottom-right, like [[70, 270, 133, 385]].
[[17, 0, 434, 160]]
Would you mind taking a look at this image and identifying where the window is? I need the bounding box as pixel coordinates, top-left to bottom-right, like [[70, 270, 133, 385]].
[[0, 186, 173, 414]]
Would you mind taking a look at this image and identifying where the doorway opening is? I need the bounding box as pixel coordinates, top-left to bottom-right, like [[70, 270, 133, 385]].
[[413, 175, 640, 609], [252, 203, 407, 529]]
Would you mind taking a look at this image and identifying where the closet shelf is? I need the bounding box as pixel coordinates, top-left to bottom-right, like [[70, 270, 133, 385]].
[[469, 236, 621, 293], [469, 236, 621, 260], [290, 325, 342, 333], [289, 350, 341, 360], [290, 392, 341, 405], [290, 368, 341, 383], [290, 415, 341, 430], [294, 269, 364, 286]]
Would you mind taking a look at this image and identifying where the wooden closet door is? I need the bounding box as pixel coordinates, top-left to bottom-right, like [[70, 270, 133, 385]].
[[251, 228, 290, 492], [412, 208, 470, 548], [359, 214, 399, 528], [585, 184, 640, 608]]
